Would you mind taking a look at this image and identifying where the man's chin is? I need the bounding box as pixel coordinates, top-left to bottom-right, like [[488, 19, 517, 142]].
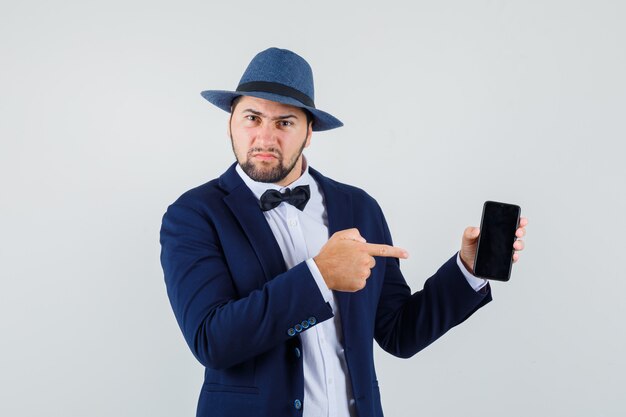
[[246, 159, 280, 174], [254, 160, 279, 168], [240, 160, 288, 183]]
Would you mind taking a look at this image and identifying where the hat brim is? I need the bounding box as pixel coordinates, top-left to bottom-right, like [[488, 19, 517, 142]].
[[200, 90, 343, 132]]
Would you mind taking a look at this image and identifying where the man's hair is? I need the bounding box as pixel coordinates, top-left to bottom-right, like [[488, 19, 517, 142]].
[[230, 96, 314, 128]]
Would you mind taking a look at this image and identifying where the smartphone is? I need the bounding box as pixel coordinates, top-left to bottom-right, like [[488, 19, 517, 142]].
[[473, 201, 521, 281]]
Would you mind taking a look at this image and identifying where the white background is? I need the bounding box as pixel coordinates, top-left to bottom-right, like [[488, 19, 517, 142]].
[[1, 1, 624, 416]]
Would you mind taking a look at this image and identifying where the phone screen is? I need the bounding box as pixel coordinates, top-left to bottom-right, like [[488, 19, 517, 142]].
[[473, 201, 521, 281]]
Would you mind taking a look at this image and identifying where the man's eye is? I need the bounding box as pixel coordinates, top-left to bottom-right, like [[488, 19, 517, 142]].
[[245, 115, 257, 121], [279, 120, 293, 127]]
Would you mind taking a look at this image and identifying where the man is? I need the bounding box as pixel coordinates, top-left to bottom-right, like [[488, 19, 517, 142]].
[[160, 47, 527, 417]]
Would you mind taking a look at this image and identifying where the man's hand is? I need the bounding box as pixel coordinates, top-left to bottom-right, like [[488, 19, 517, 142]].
[[314, 228, 409, 292], [460, 217, 528, 274]]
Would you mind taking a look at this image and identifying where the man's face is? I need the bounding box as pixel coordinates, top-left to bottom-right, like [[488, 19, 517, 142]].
[[229, 96, 312, 186]]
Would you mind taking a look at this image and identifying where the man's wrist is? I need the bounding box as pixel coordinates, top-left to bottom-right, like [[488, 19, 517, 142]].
[[459, 252, 475, 274], [456, 252, 488, 292], [306, 258, 333, 302]]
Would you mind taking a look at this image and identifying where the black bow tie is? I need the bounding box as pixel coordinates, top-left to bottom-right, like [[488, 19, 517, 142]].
[[259, 185, 311, 211]]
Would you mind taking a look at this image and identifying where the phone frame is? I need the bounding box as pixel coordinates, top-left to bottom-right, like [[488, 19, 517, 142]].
[[473, 200, 521, 281]]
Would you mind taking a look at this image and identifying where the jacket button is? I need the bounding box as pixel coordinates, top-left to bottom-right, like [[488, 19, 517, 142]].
[[294, 324, 303, 333], [301, 320, 310, 329], [294, 399, 302, 410], [307, 317, 317, 326], [287, 328, 296, 336], [294, 347, 301, 358]]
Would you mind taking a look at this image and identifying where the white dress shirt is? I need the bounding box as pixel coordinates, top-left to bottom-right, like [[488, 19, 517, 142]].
[[235, 161, 486, 417]]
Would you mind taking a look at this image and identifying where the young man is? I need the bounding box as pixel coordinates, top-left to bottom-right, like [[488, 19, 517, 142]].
[[160, 47, 527, 417]]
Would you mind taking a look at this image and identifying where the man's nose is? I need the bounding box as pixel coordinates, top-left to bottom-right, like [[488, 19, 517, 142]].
[[256, 123, 277, 147]]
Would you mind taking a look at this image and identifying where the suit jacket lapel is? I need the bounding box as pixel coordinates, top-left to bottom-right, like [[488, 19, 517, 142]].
[[220, 164, 287, 282], [309, 168, 353, 335], [309, 168, 354, 236]]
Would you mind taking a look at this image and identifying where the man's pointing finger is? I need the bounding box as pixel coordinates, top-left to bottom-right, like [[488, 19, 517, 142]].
[[364, 243, 409, 259]]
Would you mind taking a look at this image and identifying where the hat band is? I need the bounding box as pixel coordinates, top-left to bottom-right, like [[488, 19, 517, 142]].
[[236, 81, 315, 108]]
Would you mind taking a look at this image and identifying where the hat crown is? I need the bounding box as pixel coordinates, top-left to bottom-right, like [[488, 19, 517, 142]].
[[238, 48, 315, 104], [200, 47, 343, 131]]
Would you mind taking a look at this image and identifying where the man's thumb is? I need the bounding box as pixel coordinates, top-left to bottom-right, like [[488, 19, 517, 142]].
[[463, 227, 480, 242]]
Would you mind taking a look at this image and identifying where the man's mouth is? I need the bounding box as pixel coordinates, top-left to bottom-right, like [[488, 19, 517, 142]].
[[251, 152, 279, 161]]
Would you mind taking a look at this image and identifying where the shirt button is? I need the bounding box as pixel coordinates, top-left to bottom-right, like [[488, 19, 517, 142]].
[[289, 219, 298, 227], [328, 378, 333, 385], [301, 320, 310, 329], [294, 399, 302, 410], [307, 317, 317, 326], [294, 347, 301, 358], [287, 328, 296, 337], [294, 324, 303, 333]]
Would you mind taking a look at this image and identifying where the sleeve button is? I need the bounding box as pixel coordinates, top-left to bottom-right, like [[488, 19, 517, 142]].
[[294, 399, 302, 410]]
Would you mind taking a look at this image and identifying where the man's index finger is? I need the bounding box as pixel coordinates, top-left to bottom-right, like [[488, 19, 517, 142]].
[[364, 243, 409, 259]]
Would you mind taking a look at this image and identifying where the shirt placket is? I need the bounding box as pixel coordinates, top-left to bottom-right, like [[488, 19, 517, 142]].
[[286, 204, 334, 417]]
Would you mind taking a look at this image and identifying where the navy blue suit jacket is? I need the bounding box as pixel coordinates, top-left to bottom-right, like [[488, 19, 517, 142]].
[[160, 163, 491, 417]]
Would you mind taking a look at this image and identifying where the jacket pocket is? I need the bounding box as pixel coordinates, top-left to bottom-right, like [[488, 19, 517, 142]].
[[202, 382, 260, 395]]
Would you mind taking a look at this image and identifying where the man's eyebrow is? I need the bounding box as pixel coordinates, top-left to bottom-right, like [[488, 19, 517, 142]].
[[241, 108, 263, 116], [241, 108, 299, 120], [273, 114, 299, 120]]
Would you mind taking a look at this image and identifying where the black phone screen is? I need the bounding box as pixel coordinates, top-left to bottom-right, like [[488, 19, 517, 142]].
[[473, 201, 521, 281]]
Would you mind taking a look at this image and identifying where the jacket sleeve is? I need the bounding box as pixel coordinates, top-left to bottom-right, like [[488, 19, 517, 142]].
[[373, 209, 492, 358], [160, 202, 334, 370]]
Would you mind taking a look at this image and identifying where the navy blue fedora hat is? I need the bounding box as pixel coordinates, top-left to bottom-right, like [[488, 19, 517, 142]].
[[201, 47, 343, 131]]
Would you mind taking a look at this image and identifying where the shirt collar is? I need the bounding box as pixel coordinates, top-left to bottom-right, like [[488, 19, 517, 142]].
[[235, 157, 313, 202]]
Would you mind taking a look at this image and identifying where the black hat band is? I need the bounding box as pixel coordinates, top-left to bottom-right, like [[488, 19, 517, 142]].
[[236, 81, 315, 108]]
